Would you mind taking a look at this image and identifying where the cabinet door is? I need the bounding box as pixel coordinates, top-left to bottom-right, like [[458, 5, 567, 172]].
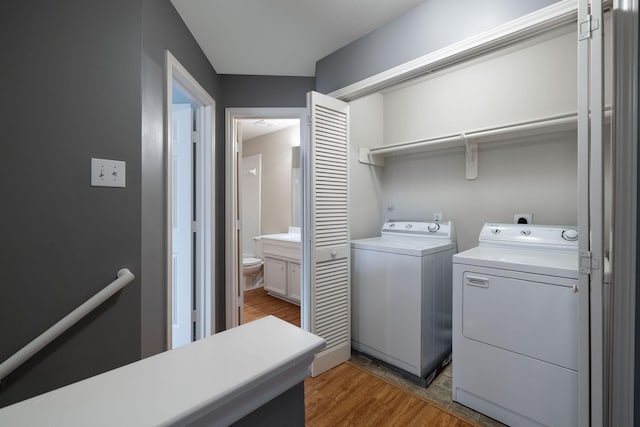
[[264, 257, 287, 296], [288, 262, 301, 303]]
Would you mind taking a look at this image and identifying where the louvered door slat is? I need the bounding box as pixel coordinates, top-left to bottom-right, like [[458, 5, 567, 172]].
[[307, 91, 350, 377]]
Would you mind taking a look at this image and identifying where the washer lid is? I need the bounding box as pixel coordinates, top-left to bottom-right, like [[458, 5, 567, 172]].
[[351, 236, 456, 257], [453, 246, 578, 279]]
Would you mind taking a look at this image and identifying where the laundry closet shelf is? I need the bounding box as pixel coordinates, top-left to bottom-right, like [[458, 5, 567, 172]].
[[359, 108, 611, 179]]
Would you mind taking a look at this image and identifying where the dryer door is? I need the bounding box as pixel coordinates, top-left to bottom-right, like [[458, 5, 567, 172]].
[[462, 271, 578, 370]]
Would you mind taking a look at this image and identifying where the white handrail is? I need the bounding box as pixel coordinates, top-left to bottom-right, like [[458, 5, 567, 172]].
[[0, 269, 135, 381]]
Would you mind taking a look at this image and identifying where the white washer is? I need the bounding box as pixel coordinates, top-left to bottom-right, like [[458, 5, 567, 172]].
[[452, 223, 580, 427], [351, 220, 457, 383]]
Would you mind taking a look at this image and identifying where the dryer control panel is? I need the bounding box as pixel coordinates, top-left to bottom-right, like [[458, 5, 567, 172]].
[[479, 223, 578, 249]]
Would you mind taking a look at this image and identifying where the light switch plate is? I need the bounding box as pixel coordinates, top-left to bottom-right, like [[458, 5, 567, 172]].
[[91, 158, 126, 188]]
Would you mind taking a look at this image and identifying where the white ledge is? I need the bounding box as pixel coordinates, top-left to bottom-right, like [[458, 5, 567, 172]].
[[359, 108, 612, 181], [0, 316, 325, 427], [328, 0, 578, 101]]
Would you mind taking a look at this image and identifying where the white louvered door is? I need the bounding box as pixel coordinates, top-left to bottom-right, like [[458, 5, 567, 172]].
[[305, 91, 350, 376]]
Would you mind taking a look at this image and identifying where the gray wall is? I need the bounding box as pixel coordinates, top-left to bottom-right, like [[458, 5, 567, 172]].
[[141, 0, 223, 353], [637, 5, 640, 422], [0, 0, 142, 407], [0, 0, 226, 408], [230, 382, 305, 427], [221, 75, 314, 108], [219, 74, 314, 326], [315, 0, 561, 94]]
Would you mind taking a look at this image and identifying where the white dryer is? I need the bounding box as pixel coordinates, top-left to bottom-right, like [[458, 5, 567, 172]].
[[452, 223, 580, 427], [351, 220, 457, 385]]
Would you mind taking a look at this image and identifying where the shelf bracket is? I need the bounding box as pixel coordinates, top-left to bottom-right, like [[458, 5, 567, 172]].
[[358, 147, 384, 167], [464, 135, 478, 180]]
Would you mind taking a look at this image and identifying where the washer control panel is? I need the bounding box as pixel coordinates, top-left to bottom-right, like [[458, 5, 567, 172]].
[[382, 220, 453, 239]]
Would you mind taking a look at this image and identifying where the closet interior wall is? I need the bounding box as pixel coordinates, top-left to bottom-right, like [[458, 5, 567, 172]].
[[349, 17, 612, 252]]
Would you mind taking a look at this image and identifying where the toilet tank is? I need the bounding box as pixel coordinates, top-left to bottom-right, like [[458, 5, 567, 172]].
[[254, 236, 263, 258]]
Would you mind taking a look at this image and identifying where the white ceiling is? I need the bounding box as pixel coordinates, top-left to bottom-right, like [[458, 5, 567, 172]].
[[170, 0, 425, 76], [240, 118, 299, 141]]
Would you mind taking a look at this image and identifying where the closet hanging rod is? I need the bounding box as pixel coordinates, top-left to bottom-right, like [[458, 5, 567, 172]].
[[367, 108, 612, 159], [369, 134, 465, 156]]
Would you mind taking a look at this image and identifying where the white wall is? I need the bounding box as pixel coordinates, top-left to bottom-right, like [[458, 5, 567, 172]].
[[382, 24, 578, 144], [243, 124, 300, 235], [382, 133, 577, 251], [350, 23, 593, 251], [349, 93, 385, 239]]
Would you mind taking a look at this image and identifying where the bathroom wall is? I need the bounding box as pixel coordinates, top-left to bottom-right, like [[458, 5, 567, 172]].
[[243, 124, 300, 235]]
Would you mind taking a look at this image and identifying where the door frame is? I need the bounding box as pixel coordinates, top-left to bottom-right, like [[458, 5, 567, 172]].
[[610, 0, 638, 423], [166, 51, 216, 347], [225, 107, 307, 329]]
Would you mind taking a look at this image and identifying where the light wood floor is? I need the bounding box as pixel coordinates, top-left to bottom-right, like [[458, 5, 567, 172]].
[[305, 362, 476, 427], [242, 288, 480, 427], [242, 287, 301, 326]]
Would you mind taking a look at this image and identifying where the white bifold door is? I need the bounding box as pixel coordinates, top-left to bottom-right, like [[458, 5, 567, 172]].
[[303, 91, 351, 376]]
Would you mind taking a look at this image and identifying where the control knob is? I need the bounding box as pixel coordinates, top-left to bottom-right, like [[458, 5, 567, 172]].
[[428, 223, 440, 232], [562, 229, 578, 241]]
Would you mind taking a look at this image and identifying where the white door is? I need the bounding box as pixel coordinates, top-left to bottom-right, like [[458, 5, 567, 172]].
[[241, 154, 262, 258], [304, 91, 350, 376], [235, 120, 244, 324], [171, 103, 193, 348]]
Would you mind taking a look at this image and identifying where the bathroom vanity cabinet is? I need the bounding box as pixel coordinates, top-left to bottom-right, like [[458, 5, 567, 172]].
[[261, 233, 301, 305]]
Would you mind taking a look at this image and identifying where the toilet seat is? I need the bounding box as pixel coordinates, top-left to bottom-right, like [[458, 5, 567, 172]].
[[243, 257, 263, 267]]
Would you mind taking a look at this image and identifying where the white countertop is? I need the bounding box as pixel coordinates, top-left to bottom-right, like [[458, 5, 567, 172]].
[[0, 316, 325, 427], [260, 233, 301, 243]]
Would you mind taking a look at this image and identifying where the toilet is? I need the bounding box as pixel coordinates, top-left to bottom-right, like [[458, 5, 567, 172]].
[[242, 256, 263, 290], [240, 236, 264, 291]]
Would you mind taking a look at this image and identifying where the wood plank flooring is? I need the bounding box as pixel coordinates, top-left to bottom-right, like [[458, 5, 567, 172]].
[[305, 362, 476, 427], [242, 287, 480, 427], [242, 287, 300, 326]]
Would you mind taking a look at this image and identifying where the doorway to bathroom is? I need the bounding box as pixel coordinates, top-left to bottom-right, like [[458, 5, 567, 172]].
[[225, 108, 306, 329]]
